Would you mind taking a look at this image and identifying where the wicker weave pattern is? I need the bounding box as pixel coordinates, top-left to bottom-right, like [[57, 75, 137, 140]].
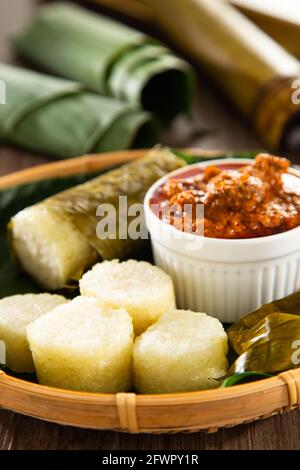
[[279, 370, 300, 408], [116, 393, 139, 433]]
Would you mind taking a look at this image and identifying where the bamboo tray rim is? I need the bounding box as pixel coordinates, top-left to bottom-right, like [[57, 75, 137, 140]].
[[0, 368, 288, 403], [0, 148, 299, 433]]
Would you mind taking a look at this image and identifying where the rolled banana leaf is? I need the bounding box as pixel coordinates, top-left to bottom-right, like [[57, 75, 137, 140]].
[[0, 63, 159, 158], [14, 2, 195, 124], [228, 292, 300, 374], [8, 148, 186, 291]]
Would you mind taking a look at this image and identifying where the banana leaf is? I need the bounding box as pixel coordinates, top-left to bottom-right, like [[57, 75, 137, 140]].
[[14, 2, 195, 124], [220, 372, 272, 388], [228, 292, 300, 374], [0, 63, 159, 158]]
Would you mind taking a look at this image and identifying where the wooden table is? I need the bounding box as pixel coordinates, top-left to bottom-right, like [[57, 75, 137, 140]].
[[1, 0, 299, 451]]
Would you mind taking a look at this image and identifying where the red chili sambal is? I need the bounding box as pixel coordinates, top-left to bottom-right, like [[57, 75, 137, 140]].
[[151, 154, 300, 239]]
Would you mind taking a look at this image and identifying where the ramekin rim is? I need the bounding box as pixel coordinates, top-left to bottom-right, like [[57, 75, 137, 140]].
[[144, 157, 300, 245]]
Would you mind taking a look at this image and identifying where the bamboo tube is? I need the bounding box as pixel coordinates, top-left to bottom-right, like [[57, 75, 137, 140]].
[[86, 0, 300, 150], [90, 0, 300, 62], [139, 0, 300, 150], [229, 0, 300, 59]]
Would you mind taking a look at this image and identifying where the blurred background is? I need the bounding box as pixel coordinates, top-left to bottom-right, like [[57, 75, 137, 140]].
[[2, 0, 300, 173]]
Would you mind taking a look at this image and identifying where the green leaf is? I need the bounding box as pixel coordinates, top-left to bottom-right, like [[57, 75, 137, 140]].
[[220, 372, 272, 388], [172, 149, 260, 165]]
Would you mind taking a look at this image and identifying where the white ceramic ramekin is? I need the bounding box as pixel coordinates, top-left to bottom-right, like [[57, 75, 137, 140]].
[[144, 158, 300, 323]]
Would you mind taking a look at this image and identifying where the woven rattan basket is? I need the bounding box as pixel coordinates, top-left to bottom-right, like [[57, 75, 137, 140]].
[[0, 149, 299, 433]]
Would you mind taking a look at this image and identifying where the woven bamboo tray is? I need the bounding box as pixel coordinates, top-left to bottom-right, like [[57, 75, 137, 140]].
[[0, 148, 299, 434]]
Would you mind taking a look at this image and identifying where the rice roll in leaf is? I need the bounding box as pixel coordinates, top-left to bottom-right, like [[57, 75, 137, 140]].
[[9, 148, 186, 291], [0, 63, 159, 158], [228, 292, 300, 374], [14, 2, 195, 124]]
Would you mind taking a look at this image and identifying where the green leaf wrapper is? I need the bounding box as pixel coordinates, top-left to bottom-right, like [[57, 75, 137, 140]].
[[0, 63, 159, 158], [220, 372, 272, 388], [14, 2, 195, 124], [229, 292, 300, 374]]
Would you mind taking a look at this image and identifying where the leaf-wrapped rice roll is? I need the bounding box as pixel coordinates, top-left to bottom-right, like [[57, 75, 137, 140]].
[[8, 149, 185, 290]]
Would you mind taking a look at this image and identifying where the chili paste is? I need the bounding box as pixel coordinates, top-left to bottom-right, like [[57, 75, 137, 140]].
[[151, 154, 300, 239]]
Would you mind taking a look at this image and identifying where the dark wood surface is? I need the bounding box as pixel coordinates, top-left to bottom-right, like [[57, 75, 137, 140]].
[[0, 0, 299, 450]]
